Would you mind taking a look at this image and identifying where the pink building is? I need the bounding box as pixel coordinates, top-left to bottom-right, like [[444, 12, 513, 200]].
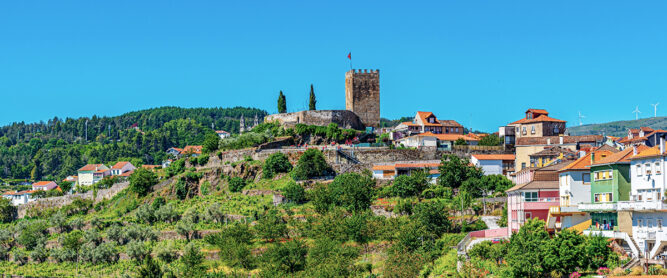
[[506, 162, 571, 233]]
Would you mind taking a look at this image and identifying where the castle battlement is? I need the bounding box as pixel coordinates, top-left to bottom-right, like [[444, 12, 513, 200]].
[[345, 68, 380, 127], [348, 69, 380, 74]]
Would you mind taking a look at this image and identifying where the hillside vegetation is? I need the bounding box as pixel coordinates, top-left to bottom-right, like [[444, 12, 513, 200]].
[[0, 106, 266, 181], [567, 116, 667, 137]]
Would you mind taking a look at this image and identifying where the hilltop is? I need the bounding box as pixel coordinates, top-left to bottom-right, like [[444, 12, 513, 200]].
[[567, 116, 667, 137]]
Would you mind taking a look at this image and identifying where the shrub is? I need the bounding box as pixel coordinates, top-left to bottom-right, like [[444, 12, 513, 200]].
[[126, 240, 150, 262], [291, 149, 332, 180], [155, 241, 179, 263], [390, 171, 429, 198], [152, 196, 166, 211], [201, 181, 211, 196], [129, 168, 158, 197], [165, 159, 186, 177], [228, 177, 247, 193], [30, 244, 49, 263], [156, 203, 179, 223], [282, 181, 306, 204], [175, 180, 188, 200], [0, 198, 17, 223], [255, 209, 288, 242], [18, 220, 49, 251], [138, 255, 163, 278], [106, 225, 125, 244], [181, 242, 205, 277], [68, 217, 84, 230], [206, 223, 255, 268], [50, 211, 69, 232], [262, 239, 307, 274], [204, 203, 225, 224], [84, 228, 102, 246], [198, 155, 209, 166], [136, 203, 156, 224], [93, 242, 119, 264], [11, 248, 28, 266], [263, 152, 293, 179]]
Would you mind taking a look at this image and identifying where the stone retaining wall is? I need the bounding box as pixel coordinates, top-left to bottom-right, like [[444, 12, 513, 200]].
[[17, 182, 129, 218]]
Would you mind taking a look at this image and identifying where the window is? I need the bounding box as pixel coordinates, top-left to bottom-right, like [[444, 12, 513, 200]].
[[638, 219, 643, 228], [658, 219, 663, 230], [521, 162, 526, 169], [656, 162, 662, 175], [531, 126, 536, 134], [554, 126, 559, 134], [594, 193, 613, 202], [648, 219, 654, 228], [583, 173, 591, 184], [637, 165, 643, 177], [455, 127, 459, 133], [594, 170, 613, 181], [522, 192, 538, 202], [522, 127, 527, 135], [646, 163, 652, 175]]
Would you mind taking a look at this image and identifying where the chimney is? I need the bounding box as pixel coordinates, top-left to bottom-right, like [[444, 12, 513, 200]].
[[633, 146, 637, 156], [559, 135, 564, 145], [591, 152, 595, 164], [661, 136, 665, 155]]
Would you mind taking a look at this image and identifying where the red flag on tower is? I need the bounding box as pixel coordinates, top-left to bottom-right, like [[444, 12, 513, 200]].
[[347, 52, 351, 60]]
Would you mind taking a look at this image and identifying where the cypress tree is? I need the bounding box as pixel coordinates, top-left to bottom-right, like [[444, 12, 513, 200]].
[[278, 91, 287, 113], [308, 84, 316, 110]]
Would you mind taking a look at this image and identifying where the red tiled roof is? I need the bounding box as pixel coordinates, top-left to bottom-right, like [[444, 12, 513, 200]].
[[631, 146, 665, 160], [592, 145, 649, 165], [394, 163, 440, 169], [215, 130, 229, 134], [526, 109, 549, 114], [32, 181, 55, 186], [559, 149, 616, 171], [507, 180, 559, 192], [119, 170, 134, 177], [111, 161, 130, 170], [182, 145, 203, 154], [472, 154, 516, 161], [511, 114, 566, 125], [142, 165, 161, 170], [78, 164, 106, 171], [372, 165, 396, 171], [641, 127, 655, 133]]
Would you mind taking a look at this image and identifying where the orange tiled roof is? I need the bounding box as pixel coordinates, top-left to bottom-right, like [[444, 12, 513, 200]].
[[182, 145, 203, 154], [559, 150, 615, 171], [395, 163, 440, 169], [142, 165, 161, 170], [592, 145, 649, 165], [641, 127, 655, 133], [526, 109, 549, 114], [511, 114, 566, 125], [372, 165, 396, 171], [472, 154, 516, 161], [400, 121, 420, 127], [32, 181, 55, 186], [119, 170, 134, 177], [631, 146, 665, 160], [416, 111, 434, 124], [79, 164, 106, 171], [111, 161, 130, 170]]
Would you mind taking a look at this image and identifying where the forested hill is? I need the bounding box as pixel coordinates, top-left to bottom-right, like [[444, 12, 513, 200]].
[[567, 116, 667, 137], [0, 106, 266, 181]]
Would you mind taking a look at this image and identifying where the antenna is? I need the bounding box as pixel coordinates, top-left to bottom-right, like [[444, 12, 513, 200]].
[[633, 106, 641, 120], [578, 111, 586, 126], [651, 102, 660, 118]]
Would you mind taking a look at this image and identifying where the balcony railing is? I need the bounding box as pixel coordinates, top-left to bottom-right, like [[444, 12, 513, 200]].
[[579, 202, 617, 211], [617, 201, 667, 211]]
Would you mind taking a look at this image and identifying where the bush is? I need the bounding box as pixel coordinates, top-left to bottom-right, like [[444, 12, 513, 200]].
[[390, 171, 429, 198], [129, 168, 158, 197], [0, 198, 16, 223], [156, 203, 179, 223], [204, 203, 225, 224], [198, 155, 209, 166], [228, 177, 247, 193], [50, 211, 69, 232], [30, 244, 49, 263], [291, 149, 332, 180], [18, 220, 49, 251], [282, 181, 306, 204], [136, 203, 156, 224], [255, 209, 288, 242], [205, 223, 255, 268], [93, 242, 119, 264], [324, 173, 375, 213], [155, 241, 179, 263], [126, 240, 150, 262], [165, 159, 186, 177], [12, 248, 28, 266], [181, 242, 205, 277], [262, 239, 308, 274], [201, 181, 211, 196], [263, 152, 293, 179]]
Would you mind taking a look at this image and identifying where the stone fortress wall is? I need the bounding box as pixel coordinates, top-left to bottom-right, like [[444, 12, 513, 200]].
[[264, 110, 364, 130], [345, 69, 380, 127]]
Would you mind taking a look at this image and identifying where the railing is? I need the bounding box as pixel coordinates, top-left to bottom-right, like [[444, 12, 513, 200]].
[[617, 201, 666, 211], [525, 197, 559, 203], [579, 202, 617, 211], [456, 233, 473, 255]]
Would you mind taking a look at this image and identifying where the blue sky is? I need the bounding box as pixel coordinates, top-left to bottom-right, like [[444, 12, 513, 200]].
[[1, 1, 667, 131]]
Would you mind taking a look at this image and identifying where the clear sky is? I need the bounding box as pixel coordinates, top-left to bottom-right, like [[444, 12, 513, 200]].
[[2, 1, 667, 131]]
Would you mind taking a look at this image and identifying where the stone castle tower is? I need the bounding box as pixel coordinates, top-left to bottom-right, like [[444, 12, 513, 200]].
[[345, 69, 380, 127]]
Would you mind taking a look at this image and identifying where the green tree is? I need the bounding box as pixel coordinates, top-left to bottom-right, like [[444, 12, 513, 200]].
[[308, 84, 316, 110], [437, 154, 482, 189], [278, 91, 287, 113], [478, 134, 502, 146], [59, 181, 73, 193], [263, 152, 293, 179], [202, 133, 220, 153], [227, 176, 247, 193], [390, 170, 428, 197], [0, 198, 16, 223], [291, 149, 331, 180], [262, 239, 307, 274], [255, 209, 288, 242], [542, 229, 587, 276], [181, 242, 205, 277], [305, 238, 360, 277], [282, 181, 306, 204], [205, 223, 255, 268], [585, 235, 612, 270], [327, 173, 375, 213], [412, 201, 451, 237], [137, 255, 163, 278], [129, 168, 158, 197], [454, 138, 468, 145], [506, 218, 550, 277]]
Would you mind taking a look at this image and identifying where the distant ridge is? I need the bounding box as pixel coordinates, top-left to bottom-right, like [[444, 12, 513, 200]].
[[567, 117, 667, 137]]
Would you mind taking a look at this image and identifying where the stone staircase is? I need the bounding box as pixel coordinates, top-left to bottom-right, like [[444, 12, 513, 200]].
[[337, 149, 360, 164]]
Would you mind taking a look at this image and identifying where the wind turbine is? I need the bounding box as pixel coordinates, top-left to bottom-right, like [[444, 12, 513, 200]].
[[578, 111, 586, 126], [633, 106, 641, 120], [651, 102, 660, 118]]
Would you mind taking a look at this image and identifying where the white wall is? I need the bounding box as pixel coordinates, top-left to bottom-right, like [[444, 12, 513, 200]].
[[630, 157, 666, 202], [559, 171, 591, 206], [471, 157, 503, 176]]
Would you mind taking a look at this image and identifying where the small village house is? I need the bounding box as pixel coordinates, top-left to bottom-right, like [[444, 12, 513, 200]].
[[470, 154, 515, 177], [78, 164, 110, 186], [391, 111, 463, 141], [110, 161, 136, 176], [216, 130, 231, 139]]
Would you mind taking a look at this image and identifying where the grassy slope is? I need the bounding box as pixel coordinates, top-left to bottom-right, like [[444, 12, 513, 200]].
[[567, 116, 667, 137]]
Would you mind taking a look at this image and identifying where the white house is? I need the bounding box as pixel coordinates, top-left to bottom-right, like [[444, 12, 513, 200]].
[[396, 132, 478, 150], [470, 154, 515, 176], [2, 190, 37, 206], [371, 161, 441, 183], [78, 164, 110, 186], [625, 140, 667, 259], [110, 161, 136, 176], [216, 130, 231, 139], [32, 181, 58, 191]]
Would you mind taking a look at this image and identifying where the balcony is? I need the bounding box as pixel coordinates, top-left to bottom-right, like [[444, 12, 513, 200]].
[[579, 202, 617, 212], [617, 201, 667, 211]]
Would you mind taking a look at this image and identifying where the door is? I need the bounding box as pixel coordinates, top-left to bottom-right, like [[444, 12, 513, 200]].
[[525, 212, 532, 221]]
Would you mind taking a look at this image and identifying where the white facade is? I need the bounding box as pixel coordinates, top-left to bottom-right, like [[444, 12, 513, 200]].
[[397, 135, 437, 148], [559, 170, 591, 206], [111, 162, 136, 176], [630, 156, 666, 202], [470, 157, 503, 176], [3, 192, 34, 206], [631, 212, 667, 259]]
